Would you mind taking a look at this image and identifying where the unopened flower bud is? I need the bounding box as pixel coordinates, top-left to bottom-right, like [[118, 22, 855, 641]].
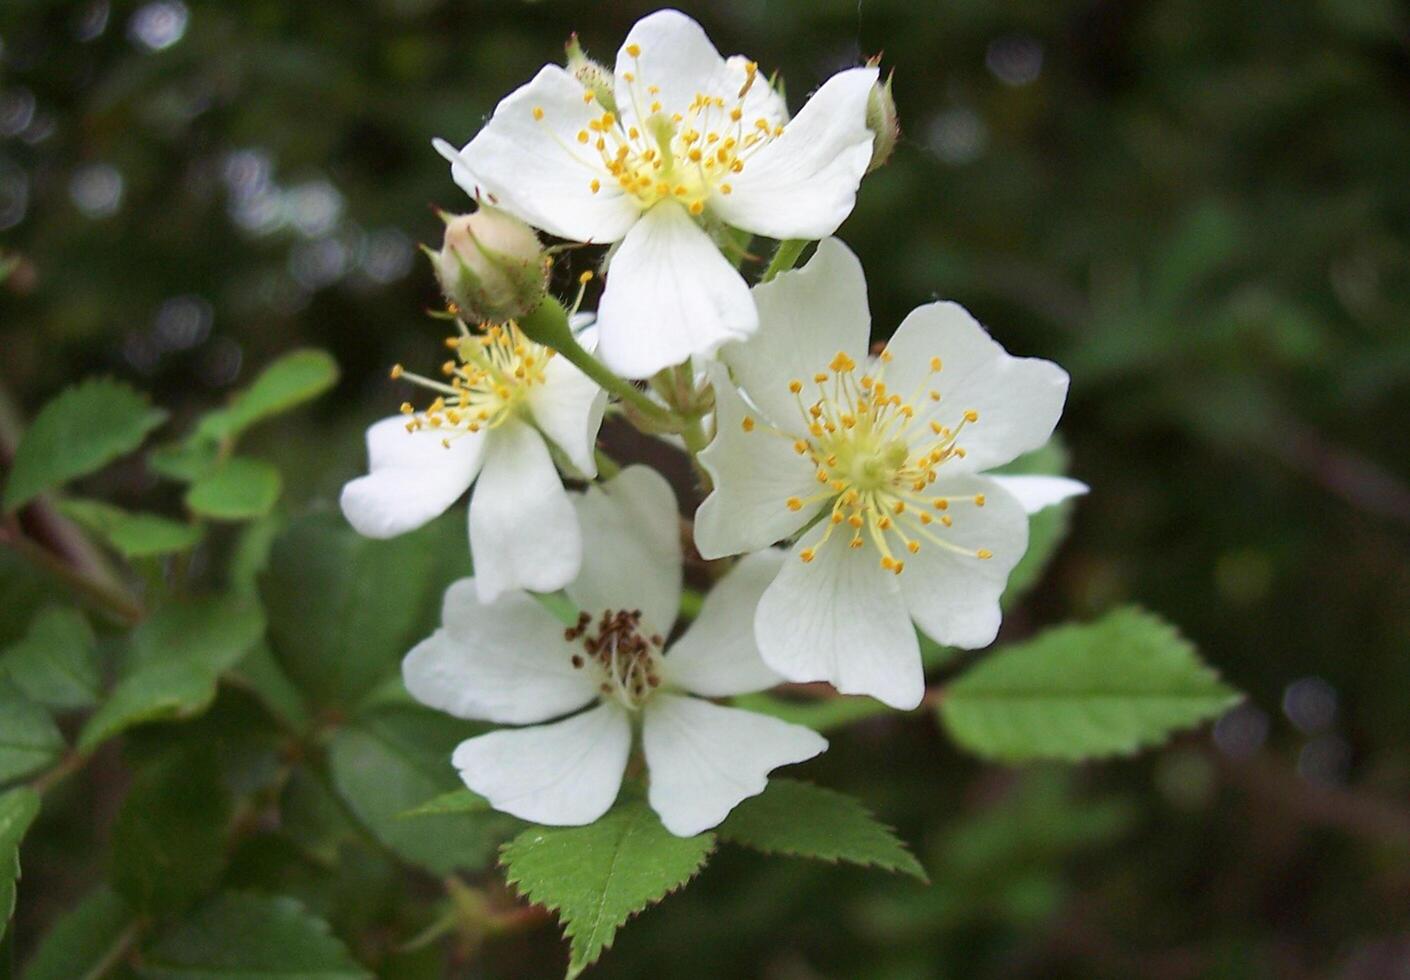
[[864, 60, 899, 173], [431, 207, 548, 323], [565, 33, 616, 114]]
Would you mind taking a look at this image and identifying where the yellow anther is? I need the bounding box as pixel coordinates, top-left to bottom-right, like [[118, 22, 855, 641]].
[[577, 130, 589, 143], [689, 200, 704, 216], [933, 498, 949, 510], [976, 549, 993, 560], [389, 364, 404, 379], [877, 516, 893, 530], [814, 372, 828, 383], [848, 515, 863, 529], [788, 379, 803, 394], [793, 440, 807, 454], [590, 178, 601, 193], [720, 183, 732, 194], [941, 515, 953, 527], [879, 349, 893, 363], [930, 356, 942, 371], [578, 270, 593, 284], [907, 541, 920, 554], [963, 410, 979, 423], [799, 548, 816, 563], [829, 352, 856, 372], [399, 402, 413, 414], [626, 43, 641, 57], [849, 538, 864, 549], [741, 416, 756, 432], [974, 494, 986, 507], [786, 497, 803, 511], [441, 360, 455, 376], [532, 106, 544, 121]]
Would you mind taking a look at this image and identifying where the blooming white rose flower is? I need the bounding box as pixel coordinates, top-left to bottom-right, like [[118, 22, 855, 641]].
[[402, 465, 827, 837], [340, 316, 606, 603], [433, 8, 878, 380], [695, 239, 1086, 710]]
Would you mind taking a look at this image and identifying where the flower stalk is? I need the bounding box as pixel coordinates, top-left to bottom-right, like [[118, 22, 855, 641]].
[[515, 296, 678, 429]]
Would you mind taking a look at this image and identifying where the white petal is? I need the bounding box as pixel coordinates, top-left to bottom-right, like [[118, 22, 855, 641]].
[[526, 350, 607, 477], [880, 301, 1070, 473], [566, 465, 682, 634], [596, 200, 758, 379], [339, 416, 485, 539], [755, 533, 924, 710], [988, 475, 1088, 514], [642, 694, 826, 836], [403, 579, 598, 725], [695, 363, 818, 560], [452, 702, 630, 827], [712, 67, 878, 240], [900, 475, 1028, 650], [664, 550, 786, 697], [721, 238, 872, 428], [447, 65, 641, 243], [468, 418, 580, 602], [614, 10, 726, 127]]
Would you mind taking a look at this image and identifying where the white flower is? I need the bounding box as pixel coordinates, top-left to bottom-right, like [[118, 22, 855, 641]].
[[433, 9, 878, 380], [695, 239, 1085, 710], [402, 465, 827, 836], [340, 317, 606, 603]]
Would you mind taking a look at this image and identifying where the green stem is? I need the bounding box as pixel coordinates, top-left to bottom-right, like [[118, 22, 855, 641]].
[[0, 528, 143, 625], [761, 239, 809, 283], [594, 449, 621, 480], [516, 298, 678, 428]]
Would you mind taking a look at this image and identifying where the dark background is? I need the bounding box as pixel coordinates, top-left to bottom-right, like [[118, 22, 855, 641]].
[[3, 0, 1409, 976]]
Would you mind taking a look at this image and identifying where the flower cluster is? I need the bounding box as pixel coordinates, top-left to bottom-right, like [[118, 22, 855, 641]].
[[341, 9, 1083, 835]]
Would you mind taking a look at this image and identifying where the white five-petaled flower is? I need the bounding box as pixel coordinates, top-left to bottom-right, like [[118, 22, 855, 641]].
[[402, 465, 827, 837], [695, 239, 1086, 710], [340, 316, 606, 603], [433, 8, 878, 380]]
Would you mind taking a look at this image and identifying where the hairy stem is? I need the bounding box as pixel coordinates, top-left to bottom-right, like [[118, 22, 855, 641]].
[[761, 239, 809, 283], [516, 298, 678, 428]]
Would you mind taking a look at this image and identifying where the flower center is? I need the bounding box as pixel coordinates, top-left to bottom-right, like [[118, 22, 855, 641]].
[[742, 349, 994, 575], [564, 608, 665, 711], [534, 48, 782, 216], [391, 321, 552, 445]]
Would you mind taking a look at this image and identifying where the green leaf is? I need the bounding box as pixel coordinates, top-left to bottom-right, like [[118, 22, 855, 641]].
[[501, 799, 715, 977], [191, 349, 340, 444], [126, 595, 266, 674], [3, 378, 167, 512], [260, 512, 440, 707], [400, 787, 490, 818], [0, 606, 99, 710], [20, 885, 136, 980], [0, 682, 65, 783], [78, 596, 264, 752], [149, 440, 221, 483], [0, 787, 40, 862], [139, 892, 369, 979], [0, 787, 41, 942], [110, 747, 231, 916], [77, 661, 217, 753], [939, 607, 1241, 761], [716, 780, 927, 880], [328, 706, 514, 874], [185, 457, 282, 520], [57, 498, 203, 558]]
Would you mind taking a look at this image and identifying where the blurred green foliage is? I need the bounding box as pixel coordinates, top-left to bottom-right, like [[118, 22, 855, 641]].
[[3, 0, 1410, 976]]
